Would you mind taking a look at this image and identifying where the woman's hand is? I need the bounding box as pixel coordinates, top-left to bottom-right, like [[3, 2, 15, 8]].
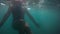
[[25, 23, 29, 27]]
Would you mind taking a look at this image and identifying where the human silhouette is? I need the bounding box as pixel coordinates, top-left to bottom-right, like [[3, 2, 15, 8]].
[[0, 0, 40, 34]]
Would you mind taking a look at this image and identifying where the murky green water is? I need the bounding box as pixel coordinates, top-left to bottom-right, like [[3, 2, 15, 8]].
[[0, 4, 60, 34]]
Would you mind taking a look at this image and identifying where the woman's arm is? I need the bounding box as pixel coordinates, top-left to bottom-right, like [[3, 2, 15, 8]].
[[0, 7, 12, 27], [25, 9, 40, 28]]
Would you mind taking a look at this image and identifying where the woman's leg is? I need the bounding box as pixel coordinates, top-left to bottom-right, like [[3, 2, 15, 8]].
[[25, 23, 32, 34], [19, 29, 25, 34], [18, 21, 25, 34], [25, 26, 32, 34]]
